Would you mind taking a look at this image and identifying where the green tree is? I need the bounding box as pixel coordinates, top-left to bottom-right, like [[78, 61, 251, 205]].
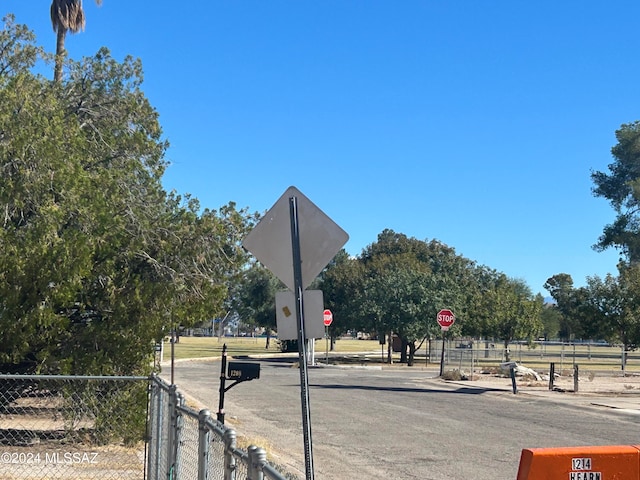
[[584, 266, 640, 354], [539, 304, 561, 341], [592, 121, 640, 262], [459, 265, 502, 339], [617, 265, 640, 350], [0, 16, 42, 77], [544, 274, 581, 340], [360, 267, 441, 365], [318, 250, 362, 349], [231, 264, 282, 337], [0, 19, 253, 374], [482, 276, 543, 361], [356, 230, 474, 365]]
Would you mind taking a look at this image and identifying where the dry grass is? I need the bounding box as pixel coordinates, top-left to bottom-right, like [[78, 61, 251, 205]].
[[165, 336, 380, 360]]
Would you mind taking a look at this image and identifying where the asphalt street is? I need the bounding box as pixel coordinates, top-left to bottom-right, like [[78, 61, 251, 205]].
[[168, 358, 639, 480]]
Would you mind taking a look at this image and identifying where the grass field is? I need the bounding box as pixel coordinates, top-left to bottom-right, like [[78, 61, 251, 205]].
[[163, 336, 379, 360], [161, 336, 639, 373]]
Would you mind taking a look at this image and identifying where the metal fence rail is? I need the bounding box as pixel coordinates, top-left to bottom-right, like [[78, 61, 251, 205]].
[[148, 375, 290, 480], [0, 374, 292, 480]]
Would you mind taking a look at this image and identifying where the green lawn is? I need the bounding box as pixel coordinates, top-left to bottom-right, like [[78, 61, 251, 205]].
[[163, 336, 381, 360]]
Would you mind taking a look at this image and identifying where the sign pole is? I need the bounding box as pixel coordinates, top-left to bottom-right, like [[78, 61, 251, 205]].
[[322, 309, 333, 365], [289, 195, 315, 480], [439, 330, 446, 376], [436, 309, 455, 376], [242, 187, 347, 480], [425, 336, 429, 367], [325, 326, 329, 365]]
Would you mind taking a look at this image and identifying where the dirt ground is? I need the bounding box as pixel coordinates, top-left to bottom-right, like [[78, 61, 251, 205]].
[[464, 370, 640, 395]]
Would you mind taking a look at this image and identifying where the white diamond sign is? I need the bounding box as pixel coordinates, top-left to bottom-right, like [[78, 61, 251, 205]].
[[242, 186, 349, 291]]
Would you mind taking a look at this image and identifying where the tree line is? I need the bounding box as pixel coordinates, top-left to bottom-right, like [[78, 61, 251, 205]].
[[235, 230, 545, 365]]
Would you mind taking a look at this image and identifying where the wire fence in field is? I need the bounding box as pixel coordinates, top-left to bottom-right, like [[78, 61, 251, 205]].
[[430, 340, 640, 375]]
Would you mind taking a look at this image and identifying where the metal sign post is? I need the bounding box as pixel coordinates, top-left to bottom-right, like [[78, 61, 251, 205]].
[[289, 195, 314, 480], [439, 331, 446, 376], [325, 327, 329, 365], [437, 309, 455, 377], [323, 310, 332, 365], [241, 186, 348, 480]]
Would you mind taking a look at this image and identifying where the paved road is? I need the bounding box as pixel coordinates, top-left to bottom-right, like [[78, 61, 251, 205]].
[[169, 358, 639, 480]]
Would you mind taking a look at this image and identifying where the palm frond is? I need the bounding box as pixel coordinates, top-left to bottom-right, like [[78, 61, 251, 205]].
[[50, 0, 86, 34]]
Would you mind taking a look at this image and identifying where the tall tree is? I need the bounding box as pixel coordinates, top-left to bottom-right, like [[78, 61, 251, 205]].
[[0, 19, 254, 374], [584, 266, 640, 354], [319, 250, 363, 348], [592, 121, 640, 263], [544, 274, 585, 340], [482, 276, 543, 361], [539, 304, 561, 341], [356, 230, 474, 365], [231, 264, 282, 335], [50, 0, 102, 82]]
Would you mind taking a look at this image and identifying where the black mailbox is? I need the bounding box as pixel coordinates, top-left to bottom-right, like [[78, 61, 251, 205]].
[[227, 362, 260, 381]]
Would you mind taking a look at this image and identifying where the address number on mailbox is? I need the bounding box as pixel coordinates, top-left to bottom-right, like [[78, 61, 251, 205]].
[[227, 362, 260, 381]]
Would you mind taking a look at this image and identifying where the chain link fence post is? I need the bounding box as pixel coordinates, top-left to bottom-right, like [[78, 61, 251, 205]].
[[147, 378, 162, 480], [247, 445, 267, 480], [223, 427, 237, 480], [198, 409, 211, 480], [167, 385, 180, 479]]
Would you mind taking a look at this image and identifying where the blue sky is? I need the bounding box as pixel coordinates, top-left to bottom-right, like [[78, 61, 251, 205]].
[[7, 1, 639, 295]]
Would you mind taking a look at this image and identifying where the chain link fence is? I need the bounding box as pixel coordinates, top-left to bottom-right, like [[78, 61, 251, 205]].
[[148, 375, 291, 480], [0, 374, 148, 479], [434, 341, 640, 375], [0, 374, 293, 480]]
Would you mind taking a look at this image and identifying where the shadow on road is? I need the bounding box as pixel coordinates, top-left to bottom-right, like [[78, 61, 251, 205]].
[[231, 356, 298, 368], [309, 383, 504, 395]]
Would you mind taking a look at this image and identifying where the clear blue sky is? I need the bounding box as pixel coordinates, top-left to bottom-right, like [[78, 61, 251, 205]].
[[8, 1, 638, 295]]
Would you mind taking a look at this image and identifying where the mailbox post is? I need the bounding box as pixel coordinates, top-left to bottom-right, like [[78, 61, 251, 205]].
[[217, 344, 260, 424]]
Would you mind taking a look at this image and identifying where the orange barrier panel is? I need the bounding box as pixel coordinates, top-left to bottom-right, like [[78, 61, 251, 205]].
[[517, 445, 640, 479]]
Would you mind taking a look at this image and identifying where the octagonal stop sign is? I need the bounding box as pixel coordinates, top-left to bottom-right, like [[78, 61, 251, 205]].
[[323, 309, 333, 327], [437, 309, 455, 331]]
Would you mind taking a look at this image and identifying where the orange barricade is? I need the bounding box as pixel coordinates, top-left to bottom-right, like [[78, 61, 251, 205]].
[[517, 445, 640, 479]]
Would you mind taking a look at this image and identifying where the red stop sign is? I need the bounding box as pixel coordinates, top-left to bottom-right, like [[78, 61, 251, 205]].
[[436, 309, 455, 330], [323, 309, 333, 327]]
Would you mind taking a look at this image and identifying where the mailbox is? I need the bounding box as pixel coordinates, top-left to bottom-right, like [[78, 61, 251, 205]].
[[227, 362, 260, 381]]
